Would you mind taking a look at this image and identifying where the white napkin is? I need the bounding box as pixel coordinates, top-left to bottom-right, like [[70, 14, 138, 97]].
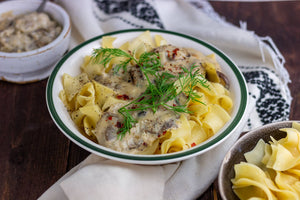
[[39, 0, 292, 199], [39, 125, 244, 200]]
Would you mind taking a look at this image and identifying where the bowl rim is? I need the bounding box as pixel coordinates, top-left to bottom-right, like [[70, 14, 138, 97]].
[[218, 120, 300, 199], [46, 28, 248, 164], [0, 0, 71, 57]]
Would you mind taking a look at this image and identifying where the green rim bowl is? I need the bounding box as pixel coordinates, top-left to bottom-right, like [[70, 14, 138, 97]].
[[46, 29, 248, 165]]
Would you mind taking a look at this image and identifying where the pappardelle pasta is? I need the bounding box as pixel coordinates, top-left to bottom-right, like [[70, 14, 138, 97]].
[[232, 122, 300, 200], [59, 31, 233, 154]]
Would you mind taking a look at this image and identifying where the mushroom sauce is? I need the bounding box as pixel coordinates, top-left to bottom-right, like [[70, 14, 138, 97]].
[[93, 44, 227, 154], [0, 11, 62, 53]]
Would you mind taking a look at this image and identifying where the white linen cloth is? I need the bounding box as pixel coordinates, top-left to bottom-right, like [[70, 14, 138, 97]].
[[39, 0, 292, 199]]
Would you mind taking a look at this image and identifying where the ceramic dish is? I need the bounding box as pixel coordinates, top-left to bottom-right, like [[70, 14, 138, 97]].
[[218, 120, 299, 200], [0, 0, 71, 83], [46, 29, 248, 165]]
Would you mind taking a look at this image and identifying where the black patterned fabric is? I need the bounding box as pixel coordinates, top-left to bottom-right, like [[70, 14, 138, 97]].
[[240, 66, 290, 130], [93, 0, 164, 28]]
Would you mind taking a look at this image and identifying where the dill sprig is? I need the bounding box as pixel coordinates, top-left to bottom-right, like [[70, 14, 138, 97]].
[[178, 65, 209, 104], [92, 47, 209, 139], [92, 48, 135, 73], [117, 106, 138, 138]]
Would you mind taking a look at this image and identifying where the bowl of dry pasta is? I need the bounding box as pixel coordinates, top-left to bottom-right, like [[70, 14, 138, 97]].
[[219, 120, 300, 200], [46, 29, 248, 165]]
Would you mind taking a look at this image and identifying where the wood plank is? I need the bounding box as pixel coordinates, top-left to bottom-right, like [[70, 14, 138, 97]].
[[0, 80, 71, 199]]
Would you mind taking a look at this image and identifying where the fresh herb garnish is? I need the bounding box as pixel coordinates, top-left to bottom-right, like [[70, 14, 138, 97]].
[[92, 47, 209, 138], [92, 48, 133, 73]]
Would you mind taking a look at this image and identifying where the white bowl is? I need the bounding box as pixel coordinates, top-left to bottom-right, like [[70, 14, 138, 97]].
[[46, 29, 248, 165], [0, 0, 71, 83]]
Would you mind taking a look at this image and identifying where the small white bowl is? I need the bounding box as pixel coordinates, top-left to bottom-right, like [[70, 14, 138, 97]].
[[218, 120, 299, 200], [0, 0, 71, 83], [46, 29, 249, 165]]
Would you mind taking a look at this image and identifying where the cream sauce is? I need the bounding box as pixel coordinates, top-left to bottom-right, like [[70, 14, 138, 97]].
[[0, 11, 62, 52], [94, 45, 208, 154]]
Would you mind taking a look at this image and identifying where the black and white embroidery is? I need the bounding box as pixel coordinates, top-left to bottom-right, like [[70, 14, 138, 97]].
[[93, 0, 164, 29], [241, 66, 290, 128]]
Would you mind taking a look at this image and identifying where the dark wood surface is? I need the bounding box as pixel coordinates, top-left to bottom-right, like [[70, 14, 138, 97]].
[[0, 1, 299, 200]]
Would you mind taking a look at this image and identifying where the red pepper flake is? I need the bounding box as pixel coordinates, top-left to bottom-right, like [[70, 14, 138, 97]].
[[108, 116, 113, 120], [191, 142, 196, 147], [173, 48, 179, 55], [172, 48, 179, 59], [167, 50, 171, 58], [116, 94, 130, 100], [131, 105, 138, 109], [158, 131, 167, 138], [173, 104, 176, 107], [138, 96, 145, 102], [115, 122, 123, 128]]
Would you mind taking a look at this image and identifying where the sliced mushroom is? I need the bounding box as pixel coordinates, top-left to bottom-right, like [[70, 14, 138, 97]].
[[217, 71, 230, 89], [128, 65, 144, 85], [95, 112, 120, 144]]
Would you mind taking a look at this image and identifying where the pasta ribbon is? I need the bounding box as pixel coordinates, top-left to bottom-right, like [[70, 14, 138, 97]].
[[75, 82, 96, 109], [101, 36, 116, 48], [128, 30, 154, 53], [101, 96, 127, 112], [202, 104, 231, 136], [232, 163, 278, 200], [81, 56, 104, 78], [161, 114, 191, 154], [61, 73, 90, 102], [71, 104, 102, 136], [189, 120, 208, 144], [154, 34, 168, 47], [232, 122, 300, 200], [60, 76, 102, 136], [92, 80, 115, 109]]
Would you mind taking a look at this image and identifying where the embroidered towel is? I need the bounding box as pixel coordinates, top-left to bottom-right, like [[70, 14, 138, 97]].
[[39, 0, 291, 200]]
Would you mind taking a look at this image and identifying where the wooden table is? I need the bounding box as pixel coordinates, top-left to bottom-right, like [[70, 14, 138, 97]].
[[0, 1, 299, 199]]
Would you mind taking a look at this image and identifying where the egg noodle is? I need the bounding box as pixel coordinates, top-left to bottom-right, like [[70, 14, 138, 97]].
[[59, 31, 233, 154], [232, 122, 300, 199]]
